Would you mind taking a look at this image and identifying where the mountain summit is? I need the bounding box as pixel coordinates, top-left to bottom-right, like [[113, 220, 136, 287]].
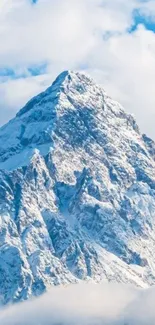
[[0, 70, 155, 304]]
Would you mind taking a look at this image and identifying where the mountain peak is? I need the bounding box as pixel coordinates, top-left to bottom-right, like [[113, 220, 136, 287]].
[[51, 70, 95, 89], [0, 70, 155, 304], [16, 70, 97, 119], [0, 70, 140, 170]]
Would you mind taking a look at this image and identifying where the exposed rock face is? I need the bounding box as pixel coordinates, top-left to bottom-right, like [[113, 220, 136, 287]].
[[0, 70, 155, 304]]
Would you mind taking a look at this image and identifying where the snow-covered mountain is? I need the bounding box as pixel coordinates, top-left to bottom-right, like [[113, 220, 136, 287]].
[[0, 70, 155, 304]]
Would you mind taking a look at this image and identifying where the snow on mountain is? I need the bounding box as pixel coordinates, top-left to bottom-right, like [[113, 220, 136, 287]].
[[0, 70, 155, 304]]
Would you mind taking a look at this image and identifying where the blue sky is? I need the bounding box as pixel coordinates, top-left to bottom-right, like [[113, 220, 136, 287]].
[[0, 0, 155, 139], [130, 9, 155, 32]]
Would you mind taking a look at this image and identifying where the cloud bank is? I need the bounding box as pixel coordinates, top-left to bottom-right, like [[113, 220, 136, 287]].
[[0, 283, 155, 325], [1, 0, 155, 138]]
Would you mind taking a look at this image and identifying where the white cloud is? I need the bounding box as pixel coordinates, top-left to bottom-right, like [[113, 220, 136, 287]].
[[0, 73, 51, 124], [0, 283, 155, 325], [1, 0, 155, 138]]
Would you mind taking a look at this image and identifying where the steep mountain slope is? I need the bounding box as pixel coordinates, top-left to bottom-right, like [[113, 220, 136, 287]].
[[0, 70, 155, 304]]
